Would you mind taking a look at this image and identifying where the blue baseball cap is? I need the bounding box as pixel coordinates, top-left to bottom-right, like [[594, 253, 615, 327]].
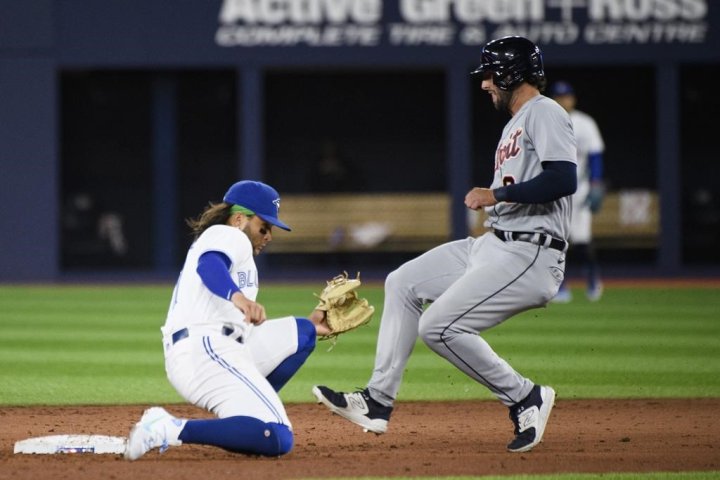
[[223, 180, 291, 231], [550, 81, 574, 97]]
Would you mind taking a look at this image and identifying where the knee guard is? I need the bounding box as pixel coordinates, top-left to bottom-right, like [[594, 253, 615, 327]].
[[265, 422, 294, 456], [295, 317, 317, 353]]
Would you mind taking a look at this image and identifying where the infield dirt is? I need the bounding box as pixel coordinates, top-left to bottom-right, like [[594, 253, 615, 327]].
[[1, 398, 719, 479]]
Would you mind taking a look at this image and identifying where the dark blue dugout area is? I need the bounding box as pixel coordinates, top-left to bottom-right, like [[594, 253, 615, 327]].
[[1, 1, 719, 281]]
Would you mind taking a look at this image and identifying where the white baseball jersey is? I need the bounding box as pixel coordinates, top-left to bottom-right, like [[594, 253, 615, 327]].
[[164, 224, 258, 340], [484, 95, 577, 240], [568, 109, 604, 243], [161, 224, 298, 425]]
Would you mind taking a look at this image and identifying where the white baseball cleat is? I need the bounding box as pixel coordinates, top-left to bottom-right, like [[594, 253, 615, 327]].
[[507, 385, 556, 453], [124, 407, 185, 461], [586, 281, 604, 302], [551, 288, 572, 303]]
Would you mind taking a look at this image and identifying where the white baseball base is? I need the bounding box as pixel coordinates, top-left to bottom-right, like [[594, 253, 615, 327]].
[[14, 435, 127, 454]]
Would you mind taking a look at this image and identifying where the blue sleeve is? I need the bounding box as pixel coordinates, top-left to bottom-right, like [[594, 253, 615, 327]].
[[493, 161, 577, 204], [588, 152, 603, 181], [196, 251, 240, 301]]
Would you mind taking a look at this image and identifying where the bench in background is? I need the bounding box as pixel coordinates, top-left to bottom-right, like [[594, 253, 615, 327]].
[[269, 193, 450, 253], [269, 191, 659, 253]]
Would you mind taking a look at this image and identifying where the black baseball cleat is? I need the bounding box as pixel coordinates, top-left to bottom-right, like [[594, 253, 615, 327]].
[[312, 385, 392, 434], [507, 384, 556, 453]]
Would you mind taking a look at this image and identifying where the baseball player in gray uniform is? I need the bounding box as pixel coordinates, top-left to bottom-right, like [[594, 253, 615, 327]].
[[313, 36, 577, 453]]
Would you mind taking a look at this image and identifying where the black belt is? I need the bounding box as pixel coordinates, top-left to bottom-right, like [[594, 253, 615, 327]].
[[171, 326, 240, 345], [494, 229, 567, 252]]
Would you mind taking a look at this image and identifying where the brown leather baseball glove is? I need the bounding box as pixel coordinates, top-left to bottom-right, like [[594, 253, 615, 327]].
[[314, 272, 374, 341]]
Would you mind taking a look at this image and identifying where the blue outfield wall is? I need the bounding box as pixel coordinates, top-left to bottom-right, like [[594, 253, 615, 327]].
[[1, 0, 719, 281], [0, 58, 57, 281]]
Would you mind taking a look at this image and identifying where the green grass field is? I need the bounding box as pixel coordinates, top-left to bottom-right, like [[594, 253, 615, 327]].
[[1, 282, 719, 479], [0, 282, 718, 406]]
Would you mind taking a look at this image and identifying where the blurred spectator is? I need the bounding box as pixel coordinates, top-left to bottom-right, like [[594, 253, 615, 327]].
[[308, 139, 364, 192], [62, 192, 128, 267]]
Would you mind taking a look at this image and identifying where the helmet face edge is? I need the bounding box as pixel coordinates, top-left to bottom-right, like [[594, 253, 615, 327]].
[[472, 36, 545, 91]]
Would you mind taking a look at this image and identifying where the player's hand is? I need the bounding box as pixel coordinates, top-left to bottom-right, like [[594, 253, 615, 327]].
[[586, 180, 605, 213], [465, 187, 498, 210], [230, 292, 267, 325], [308, 308, 333, 337]]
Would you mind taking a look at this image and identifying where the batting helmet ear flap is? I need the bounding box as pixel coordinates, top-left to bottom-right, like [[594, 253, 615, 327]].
[[471, 36, 545, 91]]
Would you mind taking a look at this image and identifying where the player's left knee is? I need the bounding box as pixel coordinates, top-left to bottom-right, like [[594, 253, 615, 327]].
[[418, 313, 445, 349], [295, 317, 317, 353], [385, 266, 413, 296], [266, 423, 294, 456]]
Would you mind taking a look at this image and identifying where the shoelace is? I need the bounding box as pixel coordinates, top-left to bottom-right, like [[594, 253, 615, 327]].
[[354, 388, 371, 402]]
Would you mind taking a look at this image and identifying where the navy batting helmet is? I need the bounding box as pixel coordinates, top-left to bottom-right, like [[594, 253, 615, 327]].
[[471, 36, 545, 91]]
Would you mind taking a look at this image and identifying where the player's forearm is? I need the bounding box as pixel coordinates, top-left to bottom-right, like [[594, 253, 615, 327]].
[[493, 160, 577, 204]]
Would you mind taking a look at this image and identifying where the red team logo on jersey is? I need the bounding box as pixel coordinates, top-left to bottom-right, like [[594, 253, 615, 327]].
[[495, 128, 523, 170]]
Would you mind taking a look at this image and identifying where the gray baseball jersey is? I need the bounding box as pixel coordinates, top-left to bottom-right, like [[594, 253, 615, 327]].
[[485, 95, 577, 240], [366, 93, 577, 409]]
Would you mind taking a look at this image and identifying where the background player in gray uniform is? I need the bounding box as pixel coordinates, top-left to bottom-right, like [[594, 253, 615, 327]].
[[550, 81, 606, 302], [313, 36, 577, 453]]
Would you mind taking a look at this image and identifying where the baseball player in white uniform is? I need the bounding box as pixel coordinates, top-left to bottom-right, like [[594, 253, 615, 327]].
[[313, 36, 577, 453], [550, 81, 606, 302], [125, 180, 331, 460]]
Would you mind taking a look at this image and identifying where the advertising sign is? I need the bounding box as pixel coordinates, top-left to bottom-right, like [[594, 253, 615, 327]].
[[216, 0, 710, 48]]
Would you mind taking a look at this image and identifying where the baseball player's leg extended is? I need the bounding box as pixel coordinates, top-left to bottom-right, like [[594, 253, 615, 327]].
[[418, 243, 558, 451], [418, 268, 535, 406], [130, 334, 296, 460], [125, 408, 293, 460], [179, 416, 293, 455], [313, 240, 469, 433], [265, 318, 316, 391], [369, 240, 469, 403], [420, 295, 556, 452]]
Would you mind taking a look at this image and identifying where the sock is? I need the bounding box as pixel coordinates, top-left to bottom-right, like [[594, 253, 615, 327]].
[[588, 265, 599, 290], [581, 243, 600, 289], [265, 317, 316, 391], [179, 416, 293, 456]]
